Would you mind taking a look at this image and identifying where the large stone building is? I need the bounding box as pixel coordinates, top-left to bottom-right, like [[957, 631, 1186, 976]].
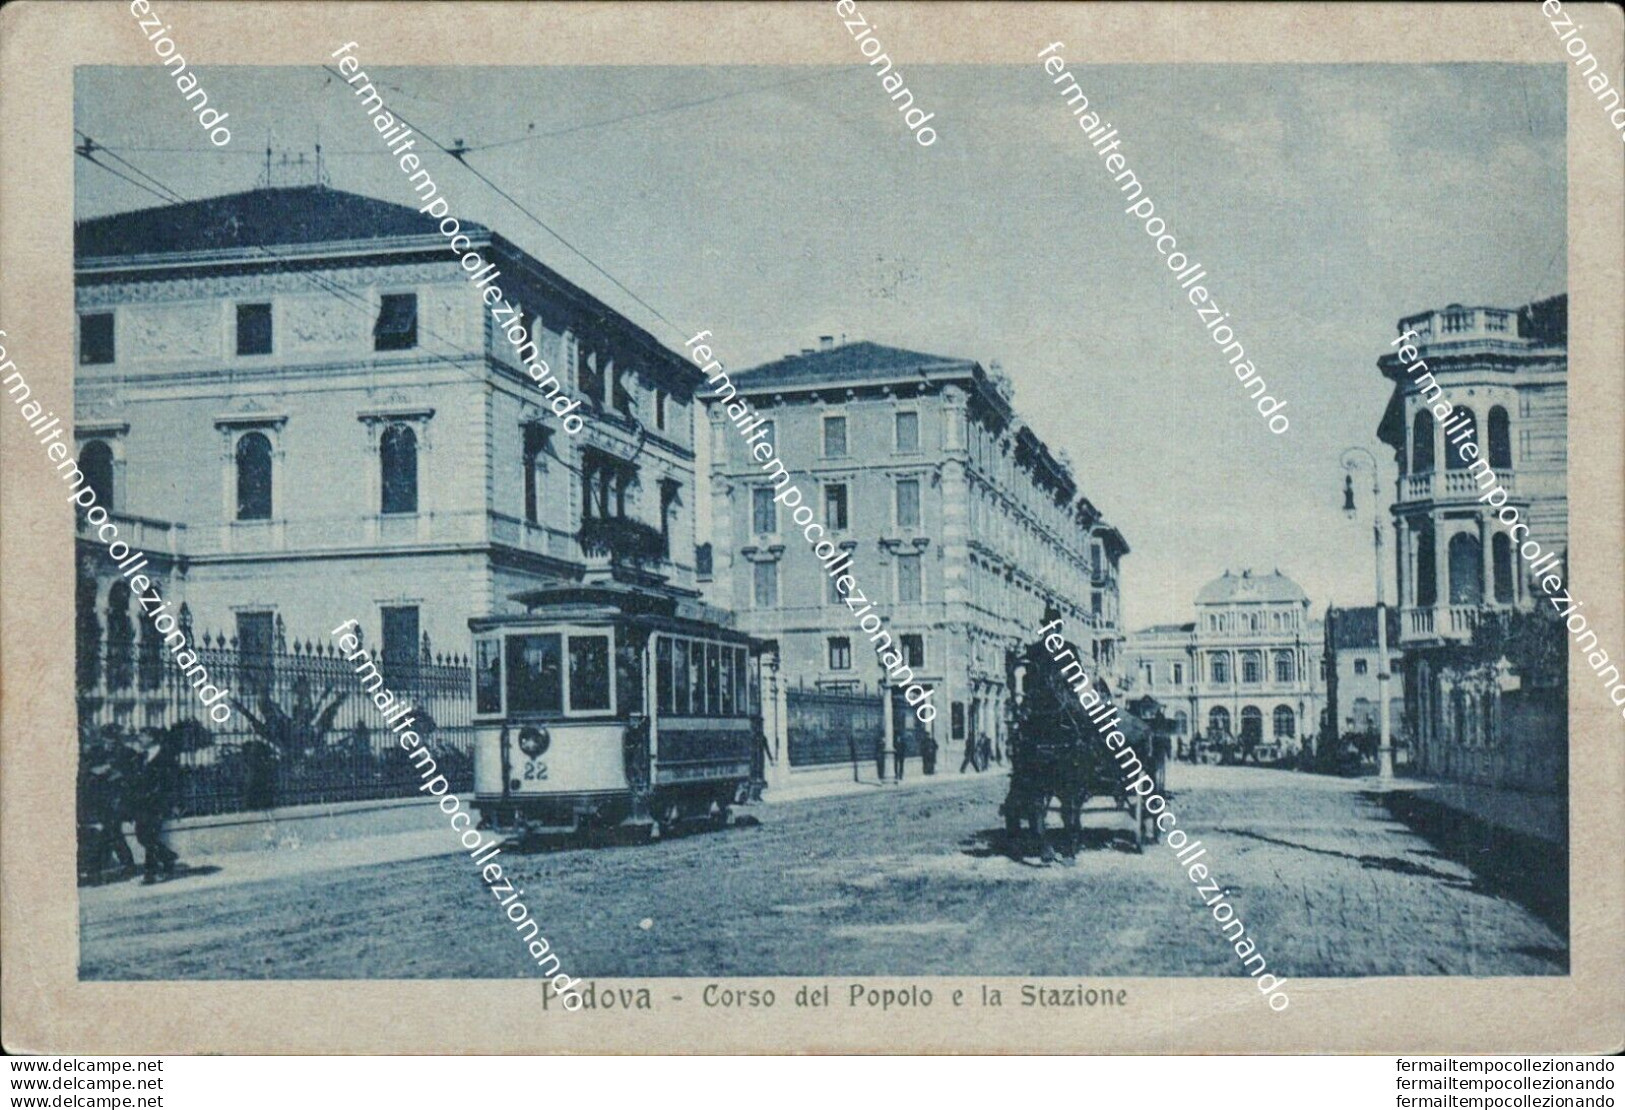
[[706, 340, 1127, 760], [1123, 569, 1323, 758], [73, 184, 705, 682], [1375, 297, 1568, 791]]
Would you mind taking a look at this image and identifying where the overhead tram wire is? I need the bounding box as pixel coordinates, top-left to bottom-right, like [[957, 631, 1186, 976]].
[[320, 65, 686, 344], [73, 133, 598, 479]]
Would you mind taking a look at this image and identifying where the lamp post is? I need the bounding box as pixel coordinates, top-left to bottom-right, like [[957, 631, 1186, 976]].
[[1341, 447, 1393, 782]]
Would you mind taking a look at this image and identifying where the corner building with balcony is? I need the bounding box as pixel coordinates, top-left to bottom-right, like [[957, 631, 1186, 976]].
[[1376, 297, 1568, 789], [706, 340, 1127, 766], [72, 185, 706, 698]]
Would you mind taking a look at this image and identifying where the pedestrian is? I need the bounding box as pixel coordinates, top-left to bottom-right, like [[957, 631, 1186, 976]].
[[79, 730, 135, 882], [130, 731, 181, 884], [921, 731, 937, 776], [893, 734, 906, 782], [874, 733, 887, 782], [978, 733, 993, 772], [960, 732, 978, 774]]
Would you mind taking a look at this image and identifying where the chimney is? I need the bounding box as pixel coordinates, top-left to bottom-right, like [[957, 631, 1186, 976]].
[[800, 348, 814, 356], [819, 335, 834, 351]]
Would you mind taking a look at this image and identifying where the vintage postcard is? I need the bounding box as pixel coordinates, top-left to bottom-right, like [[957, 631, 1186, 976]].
[[1, 0, 1621, 1055]]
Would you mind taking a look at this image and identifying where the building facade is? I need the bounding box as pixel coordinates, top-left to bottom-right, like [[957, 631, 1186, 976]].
[[706, 340, 1127, 761], [1320, 605, 1406, 753], [1375, 297, 1568, 791], [73, 184, 705, 700], [1123, 569, 1323, 758]]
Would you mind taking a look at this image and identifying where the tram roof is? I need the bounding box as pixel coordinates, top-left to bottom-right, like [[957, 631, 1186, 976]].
[[471, 583, 759, 646]]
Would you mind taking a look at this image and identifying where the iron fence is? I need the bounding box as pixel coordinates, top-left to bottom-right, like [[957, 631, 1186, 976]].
[[785, 682, 884, 768], [77, 629, 474, 818]]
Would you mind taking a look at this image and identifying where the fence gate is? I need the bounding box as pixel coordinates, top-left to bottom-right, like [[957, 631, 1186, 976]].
[[785, 683, 884, 768]]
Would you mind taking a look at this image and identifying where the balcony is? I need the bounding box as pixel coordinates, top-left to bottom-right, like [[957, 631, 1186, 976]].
[[1399, 306, 1519, 346], [1400, 468, 1514, 505], [1401, 605, 1483, 644], [578, 515, 668, 563]]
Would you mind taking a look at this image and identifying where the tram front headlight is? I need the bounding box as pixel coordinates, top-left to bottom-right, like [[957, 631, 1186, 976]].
[[518, 726, 550, 758]]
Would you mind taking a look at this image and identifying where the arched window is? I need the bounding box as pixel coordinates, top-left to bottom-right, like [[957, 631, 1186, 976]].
[[1415, 523, 1437, 607], [1448, 532, 1483, 606], [235, 432, 273, 521], [1411, 411, 1434, 474], [79, 440, 115, 510], [1210, 654, 1230, 684], [1445, 407, 1476, 470], [1208, 706, 1231, 735], [1487, 406, 1512, 469], [1240, 706, 1264, 745], [1274, 650, 1294, 683], [380, 424, 419, 514], [1492, 532, 1513, 603], [1273, 705, 1296, 739], [1241, 651, 1262, 684]]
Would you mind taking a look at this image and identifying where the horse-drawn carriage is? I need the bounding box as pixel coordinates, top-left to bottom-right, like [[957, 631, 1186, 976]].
[[999, 632, 1168, 861]]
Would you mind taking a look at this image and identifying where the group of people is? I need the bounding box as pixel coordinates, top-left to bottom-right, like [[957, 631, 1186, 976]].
[[77, 725, 182, 885], [870, 732, 940, 781]]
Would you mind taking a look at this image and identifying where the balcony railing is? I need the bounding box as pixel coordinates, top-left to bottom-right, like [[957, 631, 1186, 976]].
[[578, 515, 668, 563], [1398, 307, 1519, 345], [1400, 468, 1514, 504], [1401, 605, 1483, 642]]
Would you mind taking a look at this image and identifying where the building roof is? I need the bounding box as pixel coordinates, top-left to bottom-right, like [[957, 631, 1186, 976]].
[[1324, 605, 1401, 650], [1196, 568, 1308, 605], [1139, 622, 1196, 635], [74, 186, 486, 260], [731, 340, 978, 392]]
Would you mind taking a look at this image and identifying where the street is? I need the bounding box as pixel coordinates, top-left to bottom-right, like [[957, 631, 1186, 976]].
[[79, 764, 1566, 980]]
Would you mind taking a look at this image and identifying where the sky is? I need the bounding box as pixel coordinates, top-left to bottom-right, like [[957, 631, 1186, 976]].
[[76, 62, 1567, 628]]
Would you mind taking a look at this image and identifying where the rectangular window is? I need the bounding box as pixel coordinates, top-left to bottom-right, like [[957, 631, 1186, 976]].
[[1091, 591, 1103, 617], [825, 483, 849, 531], [568, 634, 611, 712], [381, 606, 420, 683], [828, 570, 844, 605], [752, 487, 777, 535], [734, 647, 749, 715], [1275, 654, 1294, 683], [823, 414, 847, 458], [705, 643, 721, 715], [896, 554, 922, 603], [475, 638, 502, 714], [753, 561, 778, 607], [655, 390, 667, 431], [374, 293, 418, 351], [235, 610, 274, 675], [236, 303, 273, 356], [1172, 663, 1184, 685], [895, 479, 920, 529], [894, 410, 919, 453], [79, 312, 115, 365], [1354, 658, 1369, 676], [522, 424, 550, 524], [951, 701, 965, 740], [689, 641, 706, 716], [506, 634, 563, 714], [610, 363, 631, 413], [580, 351, 604, 407], [828, 637, 852, 671], [673, 637, 691, 715], [656, 636, 674, 714], [720, 648, 735, 715], [901, 634, 924, 668]]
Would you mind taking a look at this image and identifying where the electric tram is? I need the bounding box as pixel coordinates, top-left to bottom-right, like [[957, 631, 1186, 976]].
[[470, 583, 767, 840]]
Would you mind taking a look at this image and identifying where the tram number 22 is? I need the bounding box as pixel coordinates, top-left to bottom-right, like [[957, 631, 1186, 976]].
[[522, 760, 548, 782]]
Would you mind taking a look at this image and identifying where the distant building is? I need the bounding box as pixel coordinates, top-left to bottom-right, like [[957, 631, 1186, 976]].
[[1321, 605, 1405, 753], [1123, 569, 1323, 758], [1375, 296, 1568, 791], [706, 339, 1126, 760], [73, 184, 705, 693]]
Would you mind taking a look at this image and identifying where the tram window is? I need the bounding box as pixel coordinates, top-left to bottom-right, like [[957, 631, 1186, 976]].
[[705, 643, 721, 716], [568, 635, 611, 712], [734, 647, 749, 714], [506, 634, 562, 714], [616, 635, 643, 716], [674, 638, 691, 715], [689, 641, 705, 715], [657, 637, 673, 715], [475, 638, 502, 714], [720, 647, 735, 715]]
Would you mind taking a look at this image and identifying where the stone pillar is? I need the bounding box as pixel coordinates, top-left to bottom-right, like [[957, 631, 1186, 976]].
[[1478, 515, 1493, 606], [1396, 518, 1412, 608], [1433, 521, 1450, 611]]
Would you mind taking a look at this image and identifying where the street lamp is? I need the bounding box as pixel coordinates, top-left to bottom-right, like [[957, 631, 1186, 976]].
[[1340, 447, 1393, 782]]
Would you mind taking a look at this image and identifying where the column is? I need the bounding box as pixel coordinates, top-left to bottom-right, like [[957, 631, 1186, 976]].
[[1478, 515, 1493, 607], [1433, 521, 1449, 612], [1395, 518, 1412, 608]]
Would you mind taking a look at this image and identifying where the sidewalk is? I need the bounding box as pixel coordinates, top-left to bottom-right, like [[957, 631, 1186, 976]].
[[1376, 777, 1566, 846], [81, 764, 994, 905]]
